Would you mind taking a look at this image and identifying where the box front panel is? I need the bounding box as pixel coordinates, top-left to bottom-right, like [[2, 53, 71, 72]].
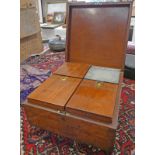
[[24, 103, 116, 151]]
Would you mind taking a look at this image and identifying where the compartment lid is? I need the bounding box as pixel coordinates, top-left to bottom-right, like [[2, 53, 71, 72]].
[[66, 2, 132, 69], [54, 62, 90, 78], [27, 75, 81, 111], [66, 79, 119, 123]]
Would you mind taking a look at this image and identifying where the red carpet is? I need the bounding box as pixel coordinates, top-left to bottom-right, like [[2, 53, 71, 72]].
[[20, 52, 135, 155]]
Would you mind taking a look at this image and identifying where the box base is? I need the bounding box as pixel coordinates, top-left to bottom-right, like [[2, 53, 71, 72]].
[[24, 96, 120, 152]]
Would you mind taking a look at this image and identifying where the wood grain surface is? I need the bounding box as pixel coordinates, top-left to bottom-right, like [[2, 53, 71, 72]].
[[54, 62, 90, 78], [66, 79, 119, 123], [24, 102, 116, 151], [23, 1, 132, 150], [66, 2, 132, 69], [27, 75, 81, 110], [23, 73, 123, 151]]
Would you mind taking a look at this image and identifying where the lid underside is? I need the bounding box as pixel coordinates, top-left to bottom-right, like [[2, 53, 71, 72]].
[[66, 2, 132, 69]]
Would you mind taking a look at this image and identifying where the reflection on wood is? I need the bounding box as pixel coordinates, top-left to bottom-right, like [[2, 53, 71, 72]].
[[66, 79, 119, 123], [54, 62, 90, 78], [27, 75, 81, 110]]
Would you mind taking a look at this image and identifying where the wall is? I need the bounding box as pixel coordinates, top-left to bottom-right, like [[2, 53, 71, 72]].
[[41, 0, 67, 22], [47, 3, 66, 14]]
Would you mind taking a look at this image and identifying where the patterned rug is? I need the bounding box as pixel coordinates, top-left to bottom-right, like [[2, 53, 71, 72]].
[[20, 51, 135, 155], [20, 52, 65, 102], [22, 51, 65, 72], [126, 41, 135, 55]]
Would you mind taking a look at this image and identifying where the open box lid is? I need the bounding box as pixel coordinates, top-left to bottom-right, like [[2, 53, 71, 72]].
[[66, 2, 132, 69]]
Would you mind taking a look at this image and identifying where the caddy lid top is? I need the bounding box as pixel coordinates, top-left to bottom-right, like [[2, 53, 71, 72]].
[[66, 2, 132, 69]]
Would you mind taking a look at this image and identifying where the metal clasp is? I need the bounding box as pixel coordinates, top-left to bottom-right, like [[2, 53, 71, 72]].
[[96, 81, 103, 88], [57, 110, 66, 115], [61, 77, 67, 81]]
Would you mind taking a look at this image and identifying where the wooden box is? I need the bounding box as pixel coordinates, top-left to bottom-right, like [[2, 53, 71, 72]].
[[24, 2, 132, 152]]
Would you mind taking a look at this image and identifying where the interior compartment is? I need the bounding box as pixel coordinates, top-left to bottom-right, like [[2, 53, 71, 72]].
[[85, 66, 121, 84]]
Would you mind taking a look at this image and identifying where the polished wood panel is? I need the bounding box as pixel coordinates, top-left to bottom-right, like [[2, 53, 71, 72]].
[[27, 75, 81, 110], [54, 62, 90, 78], [66, 79, 119, 123], [66, 2, 132, 69]]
